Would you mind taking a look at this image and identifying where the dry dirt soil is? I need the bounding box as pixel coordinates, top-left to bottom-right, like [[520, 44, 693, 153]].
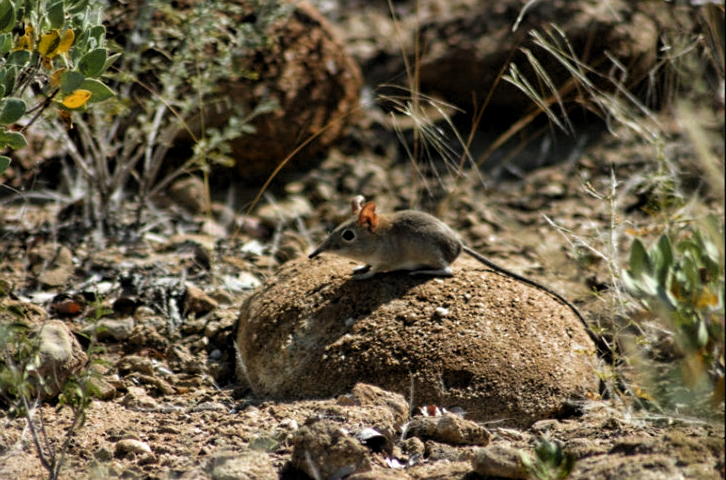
[[1, 1, 725, 479], [1, 113, 723, 479]]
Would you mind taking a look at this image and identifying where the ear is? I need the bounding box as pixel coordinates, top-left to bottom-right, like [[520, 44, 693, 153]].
[[351, 195, 366, 215], [357, 202, 379, 232]]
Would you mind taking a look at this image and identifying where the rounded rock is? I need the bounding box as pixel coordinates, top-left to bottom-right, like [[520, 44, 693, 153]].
[[236, 256, 600, 427]]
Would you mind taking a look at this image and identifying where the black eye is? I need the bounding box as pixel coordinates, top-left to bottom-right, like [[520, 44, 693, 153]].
[[342, 229, 356, 241]]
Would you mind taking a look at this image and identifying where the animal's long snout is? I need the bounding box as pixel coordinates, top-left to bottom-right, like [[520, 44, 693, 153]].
[[308, 245, 324, 259]]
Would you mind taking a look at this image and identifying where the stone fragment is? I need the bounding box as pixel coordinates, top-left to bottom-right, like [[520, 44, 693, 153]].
[[405, 412, 490, 446], [471, 445, 529, 479], [290, 419, 371, 479], [210, 450, 277, 480]]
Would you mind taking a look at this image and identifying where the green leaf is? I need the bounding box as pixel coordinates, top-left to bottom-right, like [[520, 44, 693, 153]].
[[0, 128, 27, 150], [80, 78, 114, 103], [78, 48, 106, 78], [0, 155, 9, 175], [0, 0, 14, 34], [104, 52, 122, 71], [629, 238, 652, 277], [694, 227, 721, 271], [47, 0, 64, 30], [654, 234, 673, 285], [656, 284, 676, 310], [60, 70, 84, 94], [639, 273, 659, 297], [7, 50, 30, 66], [0, 65, 15, 95], [89, 25, 105, 46], [682, 254, 701, 289], [0, 33, 11, 55], [621, 270, 638, 295], [656, 234, 673, 268], [0, 98, 26, 124]]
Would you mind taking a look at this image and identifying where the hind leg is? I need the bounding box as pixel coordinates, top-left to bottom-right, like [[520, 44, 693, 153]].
[[408, 266, 453, 277]]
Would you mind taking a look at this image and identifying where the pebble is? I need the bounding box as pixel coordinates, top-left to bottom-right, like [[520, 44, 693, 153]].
[[471, 445, 528, 479], [115, 438, 152, 456]]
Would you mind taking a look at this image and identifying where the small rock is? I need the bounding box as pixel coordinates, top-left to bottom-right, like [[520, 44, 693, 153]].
[[541, 182, 566, 198], [37, 261, 74, 288], [168, 176, 210, 214], [530, 418, 561, 434], [127, 324, 170, 350], [185, 284, 218, 317], [471, 445, 529, 479], [36, 320, 87, 388], [133, 306, 156, 321], [238, 272, 262, 290], [88, 376, 117, 400], [240, 240, 265, 256], [291, 419, 371, 480], [28, 244, 75, 289], [405, 412, 490, 446], [115, 438, 152, 457], [200, 219, 227, 240], [167, 344, 201, 373], [337, 383, 409, 426], [0, 318, 88, 400], [94, 446, 114, 461], [86, 317, 135, 341], [120, 386, 159, 410], [117, 355, 155, 376], [274, 231, 308, 263], [211, 450, 277, 480], [401, 437, 425, 458], [425, 439, 462, 462]]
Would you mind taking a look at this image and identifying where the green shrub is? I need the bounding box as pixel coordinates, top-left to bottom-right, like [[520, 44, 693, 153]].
[[622, 216, 725, 413], [521, 437, 576, 480], [0, 0, 115, 170]]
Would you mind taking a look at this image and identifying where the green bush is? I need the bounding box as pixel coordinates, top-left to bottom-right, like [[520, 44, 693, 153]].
[[0, 0, 115, 170], [622, 216, 725, 412]]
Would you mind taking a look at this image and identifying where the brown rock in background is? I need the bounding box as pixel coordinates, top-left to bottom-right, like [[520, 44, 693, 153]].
[[106, 1, 362, 184], [352, 0, 667, 118]]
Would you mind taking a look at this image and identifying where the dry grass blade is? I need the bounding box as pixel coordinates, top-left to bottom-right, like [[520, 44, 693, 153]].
[[380, 86, 475, 187], [523, 46, 573, 132], [475, 75, 579, 167], [531, 26, 596, 92], [503, 61, 567, 134]]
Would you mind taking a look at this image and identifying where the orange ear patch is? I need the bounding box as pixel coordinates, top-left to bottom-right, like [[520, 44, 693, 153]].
[[358, 202, 379, 232]]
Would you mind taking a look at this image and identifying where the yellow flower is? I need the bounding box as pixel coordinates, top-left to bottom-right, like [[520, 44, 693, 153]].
[[61, 89, 91, 109]]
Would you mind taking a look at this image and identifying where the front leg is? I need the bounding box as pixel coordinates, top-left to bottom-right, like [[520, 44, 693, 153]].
[[353, 264, 371, 274], [352, 264, 378, 280]]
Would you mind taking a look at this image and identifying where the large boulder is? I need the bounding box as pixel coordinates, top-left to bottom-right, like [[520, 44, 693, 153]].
[[236, 255, 600, 427], [350, 0, 664, 118], [105, 0, 362, 184]]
